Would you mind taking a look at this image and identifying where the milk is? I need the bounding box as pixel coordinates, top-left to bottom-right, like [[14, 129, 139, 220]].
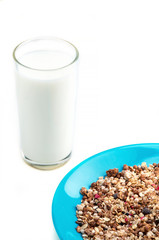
[[15, 50, 78, 166]]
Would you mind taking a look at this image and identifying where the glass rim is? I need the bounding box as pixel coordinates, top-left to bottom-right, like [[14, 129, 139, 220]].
[[13, 36, 79, 71]]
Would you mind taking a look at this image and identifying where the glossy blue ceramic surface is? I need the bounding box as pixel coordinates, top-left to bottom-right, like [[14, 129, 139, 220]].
[[52, 143, 159, 240]]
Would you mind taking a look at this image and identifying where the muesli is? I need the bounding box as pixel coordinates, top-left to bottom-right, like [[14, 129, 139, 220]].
[[76, 163, 159, 239]]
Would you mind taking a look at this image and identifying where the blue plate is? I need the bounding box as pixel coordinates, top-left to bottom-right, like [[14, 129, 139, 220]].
[[52, 143, 159, 240]]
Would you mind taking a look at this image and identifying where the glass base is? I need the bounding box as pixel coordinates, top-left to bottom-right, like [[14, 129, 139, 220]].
[[22, 152, 72, 170]]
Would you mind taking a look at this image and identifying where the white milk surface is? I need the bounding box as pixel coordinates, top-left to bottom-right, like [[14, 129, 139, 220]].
[[16, 51, 77, 164]]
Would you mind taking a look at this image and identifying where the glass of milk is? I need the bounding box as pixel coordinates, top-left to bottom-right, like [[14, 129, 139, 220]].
[[13, 37, 79, 169]]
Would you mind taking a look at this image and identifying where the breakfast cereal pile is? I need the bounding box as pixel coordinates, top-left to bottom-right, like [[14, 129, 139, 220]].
[[76, 163, 159, 239]]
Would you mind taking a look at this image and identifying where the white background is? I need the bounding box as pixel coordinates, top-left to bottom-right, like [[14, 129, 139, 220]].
[[0, 0, 159, 239]]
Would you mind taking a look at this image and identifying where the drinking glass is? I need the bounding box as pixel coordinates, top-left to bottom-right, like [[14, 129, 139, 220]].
[[13, 37, 79, 169]]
